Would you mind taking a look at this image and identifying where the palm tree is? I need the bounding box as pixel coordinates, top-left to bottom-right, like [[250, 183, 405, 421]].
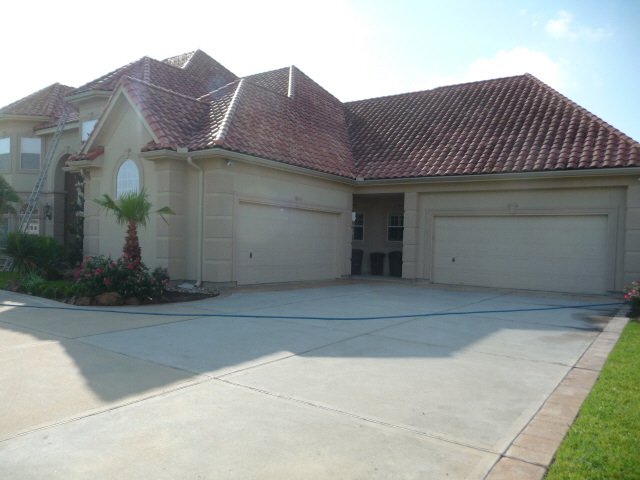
[[0, 175, 20, 216], [92, 188, 174, 265]]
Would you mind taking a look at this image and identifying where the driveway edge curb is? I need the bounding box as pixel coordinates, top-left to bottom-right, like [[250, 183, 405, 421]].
[[484, 303, 630, 480]]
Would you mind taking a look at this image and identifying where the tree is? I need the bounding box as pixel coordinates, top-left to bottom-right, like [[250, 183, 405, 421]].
[[0, 175, 20, 216], [92, 188, 174, 265]]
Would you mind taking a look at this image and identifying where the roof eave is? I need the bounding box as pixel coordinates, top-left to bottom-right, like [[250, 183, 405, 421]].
[[140, 147, 358, 185], [64, 89, 113, 105], [0, 113, 51, 123], [356, 167, 640, 186]]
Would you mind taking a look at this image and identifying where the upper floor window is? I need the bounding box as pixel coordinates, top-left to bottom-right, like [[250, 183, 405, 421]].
[[0, 138, 9, 170], [20, 137, 41, 170], [387, 213, 404, 242], [82, 120, 98, 142], [352, 212, 364, 241], [116, 160, 139, 197]]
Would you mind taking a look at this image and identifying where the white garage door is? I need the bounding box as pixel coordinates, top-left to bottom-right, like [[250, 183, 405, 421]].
[[236, 203, 338, 285], [433, 215, 608, 294]]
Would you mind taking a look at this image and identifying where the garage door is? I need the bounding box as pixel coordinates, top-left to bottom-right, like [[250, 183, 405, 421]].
[[433, 215, 608, 294], [236, 203, 338, 285]]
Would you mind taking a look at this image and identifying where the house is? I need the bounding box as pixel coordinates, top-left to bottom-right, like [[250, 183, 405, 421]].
[[1, 50, 639, 295]]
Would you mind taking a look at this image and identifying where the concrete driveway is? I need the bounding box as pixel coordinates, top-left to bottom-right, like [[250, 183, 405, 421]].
[[0, 282, 622, 479]]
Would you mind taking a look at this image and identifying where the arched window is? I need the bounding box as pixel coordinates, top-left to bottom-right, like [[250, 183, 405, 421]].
[[116, 160, 139, 197]]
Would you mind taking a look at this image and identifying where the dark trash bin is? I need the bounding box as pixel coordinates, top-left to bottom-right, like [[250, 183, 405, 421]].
[[370, 252, 386, 275], [351, 249, 364, 275], [388, 251, 403, 277]]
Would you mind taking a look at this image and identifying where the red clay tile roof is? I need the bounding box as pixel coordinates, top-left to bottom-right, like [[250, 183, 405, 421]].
[[60, 50, 640, 180], [33, 111, 79, 131], [344, 74, 640, 179], [69, 50, 238, 99], [68, 146, 104, 162], [0, 83, 77, 118], [244, 67, 291, 97], [135, 69, 356, 178]]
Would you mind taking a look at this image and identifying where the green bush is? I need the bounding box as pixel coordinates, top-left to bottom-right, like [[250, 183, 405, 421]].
[[17, 271, 46, 293], [75, 255, 168, 300], [30, 280, 87, 300], [2, 232, 65, 279]]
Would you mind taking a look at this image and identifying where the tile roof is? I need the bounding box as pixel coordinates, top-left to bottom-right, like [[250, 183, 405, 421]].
[[134, 68, 356, 178], [62, 49, 640, 180], [344, 74, 640, 179], [244, 67, 291, 97], [0, 83, 77, 118], [69, 50, 238, 99]]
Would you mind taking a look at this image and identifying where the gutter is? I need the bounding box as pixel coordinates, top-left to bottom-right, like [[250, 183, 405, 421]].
[[140, 147, 640, 187], [184, 154, 204, 287]]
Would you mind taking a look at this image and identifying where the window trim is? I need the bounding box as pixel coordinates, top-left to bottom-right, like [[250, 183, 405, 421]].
[[387, 213, 404, 242], [352, 212, 364, 242], [20, 137, 42, 171], [116, 159, 140, 197], [0, 137, 10, 171], [82, 119, 98, 142]]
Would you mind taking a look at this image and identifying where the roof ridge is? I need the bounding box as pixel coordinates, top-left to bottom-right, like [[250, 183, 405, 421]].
[[121, 75, 208, 105], [197, 79, 242, 101], [214, 79, 245, 145], [344, 74, 529, 105], [288, 65, 295, 98], [142, 56, 152, 83], [524, 73, 640, 148]]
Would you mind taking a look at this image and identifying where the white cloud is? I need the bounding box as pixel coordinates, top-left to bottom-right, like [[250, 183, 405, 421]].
[[425, 47, 563, 91], [545, 11, 611, 40]]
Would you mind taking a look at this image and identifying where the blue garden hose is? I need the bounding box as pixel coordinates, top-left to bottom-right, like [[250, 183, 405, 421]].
[[0, 302, 625, 321]]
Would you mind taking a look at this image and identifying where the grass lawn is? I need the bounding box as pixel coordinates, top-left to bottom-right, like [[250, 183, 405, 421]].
[[0, 271, 18, 289], [545, 321, 640, 479]]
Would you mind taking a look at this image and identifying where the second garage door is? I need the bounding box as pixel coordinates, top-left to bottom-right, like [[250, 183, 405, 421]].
[[236, 203, 338, 285], [432, 215, 609, 294]]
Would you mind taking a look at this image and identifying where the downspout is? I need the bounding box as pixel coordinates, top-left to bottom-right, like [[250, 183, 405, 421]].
[[186, 156, 204, 287]]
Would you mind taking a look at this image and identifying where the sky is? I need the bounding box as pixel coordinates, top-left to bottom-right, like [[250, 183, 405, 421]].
[[2, 0, 639, 141]]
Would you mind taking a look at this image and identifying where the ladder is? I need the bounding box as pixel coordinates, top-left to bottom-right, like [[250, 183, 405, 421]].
[[2, 108, 71, 271]]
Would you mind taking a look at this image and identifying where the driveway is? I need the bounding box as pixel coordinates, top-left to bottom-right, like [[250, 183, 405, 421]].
[[0, 282, 621, 479]]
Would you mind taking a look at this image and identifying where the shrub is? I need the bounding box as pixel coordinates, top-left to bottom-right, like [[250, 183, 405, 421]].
[[624, 282, 640, 316], [2, 232, 65, 279], [74, 255, 168, 300], [30, 280, 87, 300], [18, 271, 45, 293]]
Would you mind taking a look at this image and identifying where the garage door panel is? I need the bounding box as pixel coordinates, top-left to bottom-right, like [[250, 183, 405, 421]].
[[236, 203, 338, 285], [433, 215, 608, 294]]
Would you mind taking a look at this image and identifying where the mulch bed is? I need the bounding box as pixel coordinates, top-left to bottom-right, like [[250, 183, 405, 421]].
[[159, 289, 219, 303]]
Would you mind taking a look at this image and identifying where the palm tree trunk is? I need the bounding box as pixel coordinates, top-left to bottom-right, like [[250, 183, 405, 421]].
[[123, 219, 142, 266]]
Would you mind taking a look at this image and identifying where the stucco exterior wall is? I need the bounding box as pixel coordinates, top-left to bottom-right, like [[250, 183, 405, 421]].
[[83, 104, 157, 266], [351, 194, 404, 275]]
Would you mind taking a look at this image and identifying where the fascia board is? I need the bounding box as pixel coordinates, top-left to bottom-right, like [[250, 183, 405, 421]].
[[35, 123, 78, 136], [64, 90, 113, 105]]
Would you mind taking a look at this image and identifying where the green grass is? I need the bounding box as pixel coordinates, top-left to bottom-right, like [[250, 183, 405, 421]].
[[545, 321, 640, 479], [0, 271, 18, 289]]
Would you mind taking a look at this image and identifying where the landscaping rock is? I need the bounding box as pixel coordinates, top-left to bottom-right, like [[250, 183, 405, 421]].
[[5, 280, 19, 292], [68, 295, 77, 305], [93, 292, 121, 306], [76, 296, 92, 306], [124, 296, 140, 306]]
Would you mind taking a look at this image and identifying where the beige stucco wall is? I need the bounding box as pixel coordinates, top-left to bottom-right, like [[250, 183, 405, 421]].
[[352, 194, 404, 275], [0, 116, 81, 242], [83, 101, 158, 266], [177, 156, 353, 284], [356, 174, 639, 293]]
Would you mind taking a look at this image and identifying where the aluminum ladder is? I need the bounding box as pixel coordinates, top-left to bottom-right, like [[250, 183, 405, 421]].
[[2, 108, 71, 271]]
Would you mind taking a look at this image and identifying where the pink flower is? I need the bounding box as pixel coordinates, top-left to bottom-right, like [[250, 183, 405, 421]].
[[85, 256, 91, 260], [127, 265, 133, 269], [632, 290, 636, 294], [104, 278, 111, 285], [625, 294, 630, 299]]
